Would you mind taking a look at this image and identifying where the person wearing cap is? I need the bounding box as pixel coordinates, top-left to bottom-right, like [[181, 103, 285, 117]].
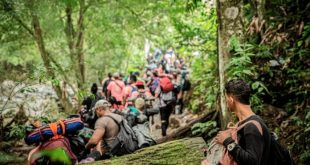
[[107, 72, 125, 110], [122, 74, 137, 108], [130, 80, 152, 99], [83, 99, 122, 162]]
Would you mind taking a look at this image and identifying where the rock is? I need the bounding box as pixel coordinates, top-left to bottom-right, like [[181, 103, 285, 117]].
[[0, 80, 74, 123], [155, 124, 161, 129], [169, 117, 181, 129], [89, 137, 206, 165]]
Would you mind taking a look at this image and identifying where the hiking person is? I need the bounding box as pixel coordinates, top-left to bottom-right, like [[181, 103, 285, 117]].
[[147, 70, 160, 96], [130, 80, 153, 100], [155, 76, 177, 136], [154, 48, 162, 62], [81, 83, 103, 128], [171, 69, 183, 115], [101, 73, 112, 98], [81, 100, 124, 163], [176, 67, 191, 115], [107, 73, 125, 110], [214, 79, 272, 165], [131, 98, 156, 148], [82, 83, 101, 111], [122, 74, 137, 107]]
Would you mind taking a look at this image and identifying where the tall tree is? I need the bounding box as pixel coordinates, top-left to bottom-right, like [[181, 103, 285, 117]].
[[28, 0, 74, 113], [64, 0, 90, 90], [216, 0, 244, 129]]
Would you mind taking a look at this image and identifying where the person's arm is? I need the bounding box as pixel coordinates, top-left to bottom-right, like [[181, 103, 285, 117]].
[[223, 123, 264, 165], [154, 86, 161, 98], [85, 128, 105, 150], [146, 78, 152, 87]]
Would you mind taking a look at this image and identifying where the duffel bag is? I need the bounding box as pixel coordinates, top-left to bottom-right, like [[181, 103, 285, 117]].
[[25, 118, 84, 145]]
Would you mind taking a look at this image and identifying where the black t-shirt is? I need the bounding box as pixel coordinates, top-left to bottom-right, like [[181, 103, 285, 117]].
[[102, 78, 112, 95], [224, 115, 271, 165]]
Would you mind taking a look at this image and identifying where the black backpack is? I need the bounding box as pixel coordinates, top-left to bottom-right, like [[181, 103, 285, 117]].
[[269, 133, 295, 165], [182, 79, 191, 91], [104, 115, 138, 156]]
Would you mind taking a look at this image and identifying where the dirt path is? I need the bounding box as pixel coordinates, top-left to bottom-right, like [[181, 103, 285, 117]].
[[150, 109, 200, 140]]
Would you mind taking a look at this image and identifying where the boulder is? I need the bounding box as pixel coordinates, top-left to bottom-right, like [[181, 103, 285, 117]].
[[89, 137, 206, 165]]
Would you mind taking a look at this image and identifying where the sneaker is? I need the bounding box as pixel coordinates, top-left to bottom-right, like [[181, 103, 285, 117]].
[[79, 157, 95, 164]]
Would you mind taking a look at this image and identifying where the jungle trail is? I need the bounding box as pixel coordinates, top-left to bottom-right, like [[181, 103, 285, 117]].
[[1, 1, 309, 164], [13, 48, 294, 165]]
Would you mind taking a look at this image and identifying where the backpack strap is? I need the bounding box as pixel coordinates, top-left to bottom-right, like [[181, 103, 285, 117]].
[[49, 120, 66, 140], [114, 81, 123, 91], [104, 115, 121, 127], [236, 120, 263, 135]]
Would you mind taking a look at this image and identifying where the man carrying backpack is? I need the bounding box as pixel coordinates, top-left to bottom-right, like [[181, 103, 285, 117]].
[[155, 76, 177, 136], [130, 80, 153, 100], [122, 74, 137, 107], [107, 73, 125, 110], [214, 79, 294, 165], [147, 70, 160, 96], [81, 99, 137, 163], [213, 79, 271, 165]]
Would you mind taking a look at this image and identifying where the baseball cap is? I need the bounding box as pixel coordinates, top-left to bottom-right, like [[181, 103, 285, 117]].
[[135, 98, 145, 109], [93, 99, 111, 110], [113, 72, 120, 78], [136, 80, 144, 86]]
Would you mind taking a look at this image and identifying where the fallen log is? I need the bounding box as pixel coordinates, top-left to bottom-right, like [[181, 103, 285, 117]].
[[156, 110, 216, 144], [89, 137, 206, 165], [10, 146, 34, 152]]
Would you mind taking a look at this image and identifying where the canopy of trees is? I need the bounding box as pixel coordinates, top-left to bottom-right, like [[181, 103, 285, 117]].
[[0, 0, 309, 163]]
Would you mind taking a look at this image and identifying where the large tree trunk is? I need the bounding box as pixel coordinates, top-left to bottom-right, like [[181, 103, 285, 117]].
[[29, 1, 73, 113], [216, 0, 244, 129], [75, 0, 86, 89], [65, 0, 87, 90]]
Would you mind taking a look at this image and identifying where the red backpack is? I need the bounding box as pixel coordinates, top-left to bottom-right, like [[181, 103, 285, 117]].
[[159, 77, 174, 93]]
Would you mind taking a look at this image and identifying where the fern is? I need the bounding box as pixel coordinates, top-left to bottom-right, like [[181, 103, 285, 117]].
[[191, 121, 219, 138]]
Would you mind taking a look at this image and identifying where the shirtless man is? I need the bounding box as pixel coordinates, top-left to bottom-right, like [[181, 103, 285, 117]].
[[81, 99, 122, 162]]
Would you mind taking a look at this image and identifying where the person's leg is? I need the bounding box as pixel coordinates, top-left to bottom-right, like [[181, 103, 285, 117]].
[[160, 105, 173, 136], [165, 104, 173, 129], [160, 107, 168, 136], [179, 98, 184, 114]]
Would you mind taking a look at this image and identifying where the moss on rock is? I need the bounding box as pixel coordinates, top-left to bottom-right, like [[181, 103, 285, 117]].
[[88, 137, 206, 165]]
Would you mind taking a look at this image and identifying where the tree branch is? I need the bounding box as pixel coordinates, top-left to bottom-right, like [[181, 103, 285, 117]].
[[0, 0, 34, 37]]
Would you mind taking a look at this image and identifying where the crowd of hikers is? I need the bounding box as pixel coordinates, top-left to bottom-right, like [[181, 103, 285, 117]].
[[24, 48, 295, 165], [25, 48, 192, 164]]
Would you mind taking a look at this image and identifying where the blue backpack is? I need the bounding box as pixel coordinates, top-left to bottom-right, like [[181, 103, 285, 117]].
[[150, 77, 160, 93], [130, 85, 138, 93]]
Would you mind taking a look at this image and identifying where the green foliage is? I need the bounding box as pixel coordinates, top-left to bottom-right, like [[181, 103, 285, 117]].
[[172, 6, 218, 112], [304, 110, 310, 133], [226, 1, 309, 163], [226, 36, 269, 111], [77, 89, 92, 102], [0, 151, 25, 164], [8, 124, 26, 139], [36, 148, 72, 165], [300, 150, 310, 163], [191, 121, 219, 138]]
